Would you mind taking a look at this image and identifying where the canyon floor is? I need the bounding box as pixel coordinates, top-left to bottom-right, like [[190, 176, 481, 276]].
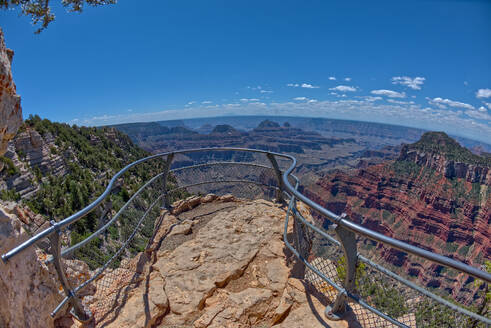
[[66, 196, 414, 328]]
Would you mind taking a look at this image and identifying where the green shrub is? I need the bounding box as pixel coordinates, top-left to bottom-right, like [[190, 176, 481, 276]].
[[0, 189, 21, 201], [0, 156, 19, 176]]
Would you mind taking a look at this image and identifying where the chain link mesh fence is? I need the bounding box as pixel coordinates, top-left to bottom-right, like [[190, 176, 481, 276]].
[[292, 202, 490, 328], [59, 151, 285, 324]]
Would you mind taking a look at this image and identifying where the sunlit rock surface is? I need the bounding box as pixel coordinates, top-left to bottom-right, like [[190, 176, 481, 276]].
[[0, 28, 22, 162], [90, 196, 355, 328]]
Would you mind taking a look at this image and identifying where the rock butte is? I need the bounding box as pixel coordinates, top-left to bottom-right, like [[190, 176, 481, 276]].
[[305, 140, 490, 304]]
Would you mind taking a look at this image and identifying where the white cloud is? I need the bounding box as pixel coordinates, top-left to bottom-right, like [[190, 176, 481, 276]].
[[301, 83, 319, 89], [476, 88, 491, 99], [329, 85, 357, 92], [484, 102, 491, 110], [466, 109, 491, 121], [371, 89, 406, 98], [288, 83, 319, 89], [247, 86, 263, 90], [240, 98, 260, 102], [364, 96, 382, 102], [201, 101, 212, 104], [328, 76, 336, 81], [260, 90, 273, 93], [76, 96, 491, 143], [344, 77, 351, 81], [293, 97, 308, 101], [391, 76, 425, 90], [464, 81, 468, 86], [308, 99, 318, 103], [187, 101, 196, 105], [427, 97, 474, 110], [387, 99, 415, 105]]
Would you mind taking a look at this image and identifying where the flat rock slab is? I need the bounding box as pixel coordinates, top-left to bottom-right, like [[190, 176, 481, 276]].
[[154, 199, 286, 324], [88, 196, 372, 328]]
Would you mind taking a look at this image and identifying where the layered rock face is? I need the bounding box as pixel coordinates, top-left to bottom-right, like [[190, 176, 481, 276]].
[[0, 129, 67, 197], [0, 28, 23, 164], [306, 132, 490, 304], [399, 147, 490, 185]]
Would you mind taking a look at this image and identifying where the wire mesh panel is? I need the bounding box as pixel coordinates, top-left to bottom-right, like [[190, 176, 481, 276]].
[[290, 201, 490, 328], [295, 211, 344, 303], [355, 237, 490, 328], [64, 166, 165, 323], [58, 150, 286, 322], [169, 151, 280, 201], [4, 148, 489, 327]]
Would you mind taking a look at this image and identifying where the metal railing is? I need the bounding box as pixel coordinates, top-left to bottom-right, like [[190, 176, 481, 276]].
[[1, 148, 490, 327]]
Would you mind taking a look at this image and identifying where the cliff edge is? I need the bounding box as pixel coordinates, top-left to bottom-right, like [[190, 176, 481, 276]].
[[76, 196, 351, 328]]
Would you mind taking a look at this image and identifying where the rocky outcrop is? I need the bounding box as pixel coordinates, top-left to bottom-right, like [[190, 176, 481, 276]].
[[0, 201, 97, 328], [13, 129, 66, 176], [399, 148, 491, 184], [0, 203, 62, 327], [0, 28, 23, 165], [398, 131, 491, 184], [89, 196, 362, 328], [306, 135, 491, 304], [0, 128, 67, 197]]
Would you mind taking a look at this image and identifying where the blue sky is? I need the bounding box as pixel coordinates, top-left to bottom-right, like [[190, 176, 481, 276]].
[[1, 0, 490, 142]]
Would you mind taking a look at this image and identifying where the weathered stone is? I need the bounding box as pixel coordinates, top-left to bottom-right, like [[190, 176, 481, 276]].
[[219, 193, 236, 202], [102, 271, 168, 328], [168, 219, 192, 236], [0, 28, 22, 159], [0, 203, 63, 328], [201, 193, 218, 203]]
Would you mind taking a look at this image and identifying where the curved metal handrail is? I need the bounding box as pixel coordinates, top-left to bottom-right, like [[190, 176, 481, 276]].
[[1, 147, 489, 326], [280, 156, 491, 284], [1, 147, 293, 262], [286, 196, 491, 325]]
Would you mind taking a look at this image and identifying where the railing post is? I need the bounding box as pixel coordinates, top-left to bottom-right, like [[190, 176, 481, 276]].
[[47, 221, 91, 322], [325, 214, 357, 321], [266, 153, 284, 204], [292, 200, 312, 277], [162, 153, 175, 209]]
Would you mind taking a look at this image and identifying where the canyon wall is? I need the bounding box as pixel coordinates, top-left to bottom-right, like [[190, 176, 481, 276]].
[[306, 132, 490, 304], [0, 28, 22, 161]]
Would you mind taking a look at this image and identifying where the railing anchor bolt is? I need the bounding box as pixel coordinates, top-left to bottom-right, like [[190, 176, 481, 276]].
[[324, 291, 349, 321]]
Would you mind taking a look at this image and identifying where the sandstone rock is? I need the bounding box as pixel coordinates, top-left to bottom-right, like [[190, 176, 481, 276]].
[[168, 219, 192, 236], [201, 193, 218, 203], [102, 271, 168, 328], [0, 203, 63, 328], [171, 194, 222, 215], [0, 28, 22, 159], [219, 193, 236, 202], [171, 196, 201, 215], [1, 127, 68, 198], [152, 199, 298, 327], [64, 259, 96, 298], [68, 197, 404, 328], [13, 129, 67, 177], [306, 152, 490, 303]]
